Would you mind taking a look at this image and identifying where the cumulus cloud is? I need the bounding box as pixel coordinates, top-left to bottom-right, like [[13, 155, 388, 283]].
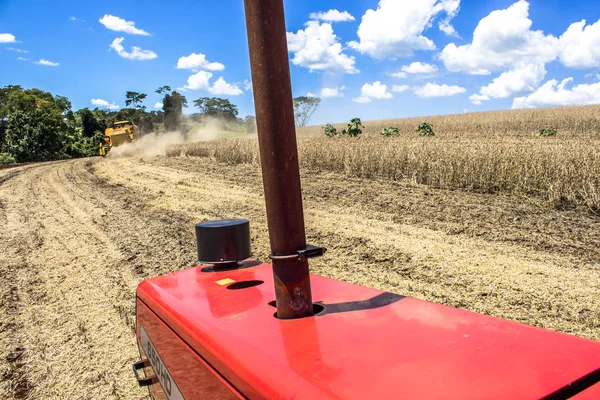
[[154, 102, 163, 110], [469, 94, 489, 105], [176, 53, 224, 71], [348, 0, 460, 59], [414, 83, 466, 97], [99, 14, 149, 36], [287, 21, 358, 74], [208, 77, 243, 96], [109, 37, 157, 60], [16, 57, 28, 61], [180, 71, 242, 95], [478, 63, 546, 99], [182, 70, 213, 91], [0, 33, 16, 43], [91, 98, 120, 110], [7, 47, 28, 53], [392, 85, 411, 93], [402, 62, 438, 74], [512, 77, 600, 108], [309, 9, 355, 22], [390, 71, 407, 78], [353, 81, 392, 103], [69, 16, 86, 22], [559, 19, 600, 68], [321, 86, 344, 98], [35, 59, 60, 67], [439, 1, 558, 75]]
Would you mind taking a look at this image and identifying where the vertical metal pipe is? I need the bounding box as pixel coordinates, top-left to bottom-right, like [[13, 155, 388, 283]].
[[243, 0, 313, 319]]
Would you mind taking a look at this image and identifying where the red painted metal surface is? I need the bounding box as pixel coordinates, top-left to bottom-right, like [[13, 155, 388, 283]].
[[136, 299, 243, 399], [137, 262, 600, 399]]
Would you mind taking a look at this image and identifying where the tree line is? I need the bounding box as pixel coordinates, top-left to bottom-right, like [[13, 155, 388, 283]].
[[0, 84, 257, 164]]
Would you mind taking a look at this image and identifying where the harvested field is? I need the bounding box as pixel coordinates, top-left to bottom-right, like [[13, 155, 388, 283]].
[[168, 136, 600, 211], [1, 150, 599, 398]]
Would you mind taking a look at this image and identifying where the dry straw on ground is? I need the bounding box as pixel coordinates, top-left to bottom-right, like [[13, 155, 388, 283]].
[[167, 105, 600, 212]]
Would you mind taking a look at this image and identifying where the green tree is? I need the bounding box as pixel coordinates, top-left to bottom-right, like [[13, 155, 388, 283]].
[[4, 108, 69, 162], [1, 86, 78, 162], [155, 86, 171, 95], [77, 108, 105, 138], [163, 91, 188, 131], [193, 97, 239, 120], [125, 91, 147, 110], [293, 96, 321, 127]]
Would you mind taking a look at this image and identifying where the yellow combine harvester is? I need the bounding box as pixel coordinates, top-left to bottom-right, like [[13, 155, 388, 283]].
[[99, 120, 139, 156]]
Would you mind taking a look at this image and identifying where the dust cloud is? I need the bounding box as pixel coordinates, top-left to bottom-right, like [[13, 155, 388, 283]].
[[107, 118, 222, 159]]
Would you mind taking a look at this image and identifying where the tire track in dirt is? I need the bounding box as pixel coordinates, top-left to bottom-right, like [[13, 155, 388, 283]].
[[0, 162, 148, 399], [0, 166, 48, 399]]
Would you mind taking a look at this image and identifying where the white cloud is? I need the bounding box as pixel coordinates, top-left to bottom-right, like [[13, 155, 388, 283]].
[[390, 63, 438, 79], [392, 85, 411, 93], [69, 16, 86, 22], [183, 70, 213, 90], [109, 37, 157, 60], [287, 21, 358, 74], [415, 83, 466, 97], [7, 47, 28, 53], [154, 102, 163, 110], [479, 63, 546, 99], [401, 62, 438, 74], [390, 71, 407, 78], [353, 96, 372, 103], [353, 81, 392, 103], [243, 80, 252, 91], [0, 33, 16, 43], [437, 0, 461, 37], [99, 14, 149, 36], [91, 98, 120, 110], [208, 77, 243, 96], [469, 94, 489, 105], [559, 19, 600, 68], [440, 1, 558, 74], [176, 53, 224, 71], [309, 9, 355, 22], [16, 57, 28, 61], [439, 19, 459, 37], [35, 59, 59, 67], [348, 0, 460, 59], [512, 77, 600, 108], [320, 86, 345, 98]]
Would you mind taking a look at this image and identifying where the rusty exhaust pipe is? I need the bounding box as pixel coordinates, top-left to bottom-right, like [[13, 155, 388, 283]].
[[243, 0, 314, 319]]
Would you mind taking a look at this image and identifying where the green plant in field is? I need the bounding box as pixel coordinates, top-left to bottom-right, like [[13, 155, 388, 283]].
[[417, 122, 435, 136], [342, 118, 365, 137], [323, 123, 339, 137], [0, 152, 16, 165], [380, 127, 400, 136], [540, 128, 557, 137]]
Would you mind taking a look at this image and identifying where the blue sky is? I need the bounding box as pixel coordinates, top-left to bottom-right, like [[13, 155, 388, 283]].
[[2, 0, 600, 125]]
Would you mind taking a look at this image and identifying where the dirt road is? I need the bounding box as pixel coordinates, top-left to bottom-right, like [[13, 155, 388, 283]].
[[1, 156, 599, 399]]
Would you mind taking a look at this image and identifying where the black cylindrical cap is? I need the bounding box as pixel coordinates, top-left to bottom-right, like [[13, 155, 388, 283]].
[[195, 219, 251, 264]]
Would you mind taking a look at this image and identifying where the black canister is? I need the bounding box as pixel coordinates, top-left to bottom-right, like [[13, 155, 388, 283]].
[[195, 219, 251, 265]]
